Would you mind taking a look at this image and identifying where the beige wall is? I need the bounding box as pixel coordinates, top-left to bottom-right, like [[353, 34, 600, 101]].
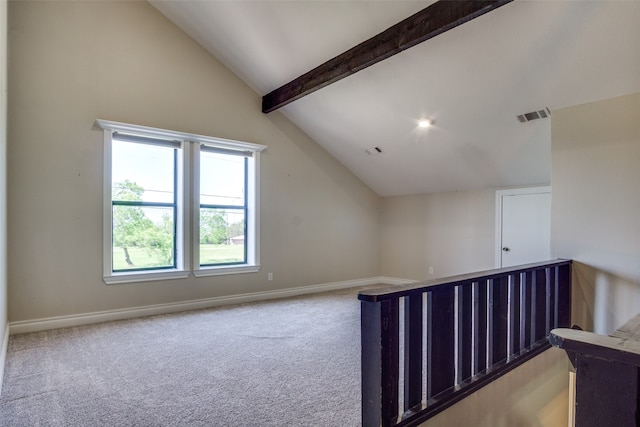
[[421, 349, 569, 427], [380, 189, 496, 281], [551, 92, 640, 333], [7, 1, 380, 322]]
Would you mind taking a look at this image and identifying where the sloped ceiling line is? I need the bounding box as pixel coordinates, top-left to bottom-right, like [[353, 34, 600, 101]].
[[261, 0, 514, 113]]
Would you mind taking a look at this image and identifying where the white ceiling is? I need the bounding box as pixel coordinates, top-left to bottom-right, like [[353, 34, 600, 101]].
[[150, 0, 640, 196]]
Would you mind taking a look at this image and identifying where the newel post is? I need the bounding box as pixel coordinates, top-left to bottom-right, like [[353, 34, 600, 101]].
[[361, 297, 399, 427]]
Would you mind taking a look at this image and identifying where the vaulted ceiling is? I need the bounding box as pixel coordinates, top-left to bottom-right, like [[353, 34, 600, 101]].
[[150, 0, 640, 196]]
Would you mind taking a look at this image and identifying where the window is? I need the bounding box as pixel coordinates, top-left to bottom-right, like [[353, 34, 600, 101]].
[[111, 135, 179, 272], [198, 148, 247, 266], [96, 120, 266, 284]]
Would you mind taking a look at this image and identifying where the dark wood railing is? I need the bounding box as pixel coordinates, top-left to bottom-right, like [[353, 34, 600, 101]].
[[359, 260, 572, 427], [551, 313, 640, 427]]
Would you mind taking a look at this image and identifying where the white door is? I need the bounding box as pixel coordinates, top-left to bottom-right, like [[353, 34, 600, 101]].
[[496, 188, 551, 268]]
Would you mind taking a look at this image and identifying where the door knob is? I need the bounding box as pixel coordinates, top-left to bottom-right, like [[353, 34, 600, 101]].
[[502, 247, 510, 252]]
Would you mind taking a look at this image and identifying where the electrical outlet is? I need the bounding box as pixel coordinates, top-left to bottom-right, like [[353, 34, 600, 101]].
[[268, 272, 273, 281], [428, 266, 434, 275]]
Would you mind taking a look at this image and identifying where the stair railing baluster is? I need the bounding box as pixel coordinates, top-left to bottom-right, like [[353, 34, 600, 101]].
[[360, 260, 572, 427]]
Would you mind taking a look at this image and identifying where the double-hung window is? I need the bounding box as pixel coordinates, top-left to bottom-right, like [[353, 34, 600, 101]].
[[96, 120, 265, 284], [111, 134, 180, 272]]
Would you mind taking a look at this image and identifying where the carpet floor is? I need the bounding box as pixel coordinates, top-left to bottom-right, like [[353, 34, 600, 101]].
[[0, 286, 375, 426]]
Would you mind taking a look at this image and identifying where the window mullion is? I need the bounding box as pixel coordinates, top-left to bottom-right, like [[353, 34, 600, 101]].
[[175, 140, 189, 273], [190, 141, 200, 273]]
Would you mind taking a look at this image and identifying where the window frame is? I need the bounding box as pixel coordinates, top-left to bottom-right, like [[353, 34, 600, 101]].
[[96, 119, 265, 284], [111, 135, 180, 273]]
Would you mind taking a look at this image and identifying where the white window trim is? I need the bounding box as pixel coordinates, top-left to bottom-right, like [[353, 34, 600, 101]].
[[95, 119, 266, 284]]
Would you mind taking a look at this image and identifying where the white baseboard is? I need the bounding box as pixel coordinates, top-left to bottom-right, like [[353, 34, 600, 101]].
[[9, 276, 407, 335], [0, 323, 9, 397]]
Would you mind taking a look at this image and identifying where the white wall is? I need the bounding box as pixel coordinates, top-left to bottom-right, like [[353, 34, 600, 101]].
[[551, 91, 640, 333], [7, 1, 380, 323], [380, 189, 496, 281]]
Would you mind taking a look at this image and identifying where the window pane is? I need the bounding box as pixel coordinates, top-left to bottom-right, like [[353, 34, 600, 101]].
[[200, 151, 245, 206], [112, 205, 175, 271], [200, 207, 245, 266], [112, 139, 175, 203]]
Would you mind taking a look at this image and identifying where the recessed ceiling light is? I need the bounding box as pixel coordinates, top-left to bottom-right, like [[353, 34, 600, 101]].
[[418, 118, 432, 128]]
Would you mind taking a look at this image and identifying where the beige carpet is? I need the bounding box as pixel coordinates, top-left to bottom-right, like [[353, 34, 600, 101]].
[[0, 286, 376, 426]]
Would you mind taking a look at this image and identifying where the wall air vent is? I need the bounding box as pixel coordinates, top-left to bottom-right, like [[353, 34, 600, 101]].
[[365, 146, 383, 155], [517, 107, 551, 123]]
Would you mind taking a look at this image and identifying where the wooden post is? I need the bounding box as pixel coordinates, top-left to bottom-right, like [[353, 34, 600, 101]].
[[361, 298, 399, 427], [551, 321, 640, 427]]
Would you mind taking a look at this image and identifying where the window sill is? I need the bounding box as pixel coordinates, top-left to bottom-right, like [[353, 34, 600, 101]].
[[104, 269, 190, 285], [103, 265, 261, 284], [193, 264, 260, 278]]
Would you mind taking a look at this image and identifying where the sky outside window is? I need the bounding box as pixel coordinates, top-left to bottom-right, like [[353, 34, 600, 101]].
[[112, 140, 175, 203], [200, 151, 245, 206]]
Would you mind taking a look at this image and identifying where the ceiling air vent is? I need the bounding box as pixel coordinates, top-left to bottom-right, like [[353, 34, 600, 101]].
[[517, 107, 551, 123], [366, 146, 383, 155]]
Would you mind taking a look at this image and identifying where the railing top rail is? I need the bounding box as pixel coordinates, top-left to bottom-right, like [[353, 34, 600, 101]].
[[358, 259, 572, 302], [550, 328, 640, 367]]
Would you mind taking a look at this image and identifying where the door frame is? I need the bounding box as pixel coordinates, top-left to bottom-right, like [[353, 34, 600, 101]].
[[495, 186, 551, 268]]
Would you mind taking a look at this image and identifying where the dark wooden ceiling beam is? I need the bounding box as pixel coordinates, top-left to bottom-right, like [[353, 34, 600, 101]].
[[262, 0, 513, 113]]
